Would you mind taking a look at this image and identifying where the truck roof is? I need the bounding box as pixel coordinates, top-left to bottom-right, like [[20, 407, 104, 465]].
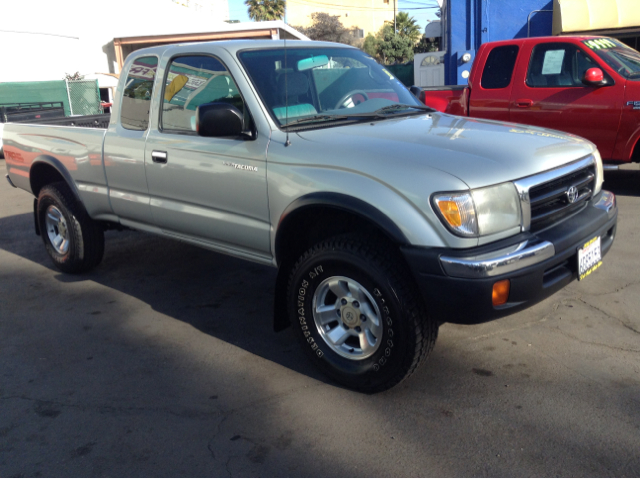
[[479, 35, 615, 49], [125, 39, 355, 58]]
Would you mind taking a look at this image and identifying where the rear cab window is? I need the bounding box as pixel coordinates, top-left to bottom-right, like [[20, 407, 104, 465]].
[[481, 45, 519, 89], [121, 56, 158, 130]]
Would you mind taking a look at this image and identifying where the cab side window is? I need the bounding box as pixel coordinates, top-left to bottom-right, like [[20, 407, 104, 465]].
[[481, 45, 519, 89], [527, 43, 596, 88], [161, 55, 249, 134], [121, 56, 158, 131]]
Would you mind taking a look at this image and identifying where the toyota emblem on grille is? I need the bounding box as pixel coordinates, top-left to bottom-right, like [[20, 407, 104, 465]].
[[566, 186, 579, 204]]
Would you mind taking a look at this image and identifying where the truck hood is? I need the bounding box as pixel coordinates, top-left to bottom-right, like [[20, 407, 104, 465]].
[[295, 112, 596, 189]]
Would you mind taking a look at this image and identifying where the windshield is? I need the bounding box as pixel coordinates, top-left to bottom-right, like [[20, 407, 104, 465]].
[[582, 38, 640, 79], [238, 46, 424, 127]]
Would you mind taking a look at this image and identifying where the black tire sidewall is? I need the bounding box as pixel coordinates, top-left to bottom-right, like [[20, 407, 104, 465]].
[[37, 185, 83, 271], [289, 246, 416, 391]]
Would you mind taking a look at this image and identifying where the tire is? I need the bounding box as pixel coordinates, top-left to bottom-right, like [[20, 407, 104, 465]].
[[287, 234, 438, 393], [37, 182, 104, 274]]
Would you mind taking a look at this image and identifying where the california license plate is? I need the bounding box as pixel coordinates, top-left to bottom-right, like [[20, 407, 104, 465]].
[[578, 236, 602, 281]]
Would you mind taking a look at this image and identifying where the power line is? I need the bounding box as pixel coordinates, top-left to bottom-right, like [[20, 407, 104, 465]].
[[0, 29, 79, 39], [286, 0, 438, 11]]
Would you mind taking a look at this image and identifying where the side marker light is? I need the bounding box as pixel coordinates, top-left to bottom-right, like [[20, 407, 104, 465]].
[[492, 279, 510, 306]]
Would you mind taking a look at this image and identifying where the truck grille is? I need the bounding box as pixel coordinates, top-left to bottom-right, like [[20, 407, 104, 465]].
[[529, 164, 595, 231]]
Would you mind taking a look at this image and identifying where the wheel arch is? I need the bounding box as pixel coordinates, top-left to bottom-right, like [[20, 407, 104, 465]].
[[272, 193, 410, 333], [30, 156, 82, 202], [274, 192, 409, 268], [631, 134, 640, 163]]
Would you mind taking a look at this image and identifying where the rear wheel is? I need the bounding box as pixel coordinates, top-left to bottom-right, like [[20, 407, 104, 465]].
[[287, 234, 438, 393], [37, 182, 104, 273]]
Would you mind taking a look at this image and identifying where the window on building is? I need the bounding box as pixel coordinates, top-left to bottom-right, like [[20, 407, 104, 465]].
[[527, 43, 599, 88], [160, 55, 248, 134], [121, 56, 158, 131], [481, 45, 519, 89]]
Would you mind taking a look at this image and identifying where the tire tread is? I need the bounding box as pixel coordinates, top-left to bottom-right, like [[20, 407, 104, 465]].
[[38, 181, 104, 273], [288, 234, 438, 393]]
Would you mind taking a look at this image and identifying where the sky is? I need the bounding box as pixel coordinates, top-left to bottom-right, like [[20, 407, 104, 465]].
[[226, 0, 441, 36]]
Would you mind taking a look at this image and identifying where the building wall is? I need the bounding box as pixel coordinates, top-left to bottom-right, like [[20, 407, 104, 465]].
[[442, 0, 553, 84], [0, 0, 232, 85], [286, 0, 394, 38]]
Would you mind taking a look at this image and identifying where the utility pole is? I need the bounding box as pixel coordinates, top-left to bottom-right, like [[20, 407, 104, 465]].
[[393, 0, 396, 35]]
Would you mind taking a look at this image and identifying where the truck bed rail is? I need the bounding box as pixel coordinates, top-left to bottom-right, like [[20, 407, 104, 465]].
[[18, 113, 111, 129]]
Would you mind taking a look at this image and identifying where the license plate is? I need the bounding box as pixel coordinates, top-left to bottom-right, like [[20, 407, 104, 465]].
[[578, 236, 602, 281]]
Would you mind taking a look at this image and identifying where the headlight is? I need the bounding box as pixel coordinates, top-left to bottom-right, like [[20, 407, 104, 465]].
[[593, 150, 604, 195], [433, 182, 522, 237]]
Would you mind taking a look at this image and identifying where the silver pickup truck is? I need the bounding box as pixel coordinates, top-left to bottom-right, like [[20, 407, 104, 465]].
[[4, 40, 618, 392]]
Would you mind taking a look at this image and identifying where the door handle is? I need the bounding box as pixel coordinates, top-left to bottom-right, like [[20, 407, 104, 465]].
[[515, 99, 533, 108], [151, 151, 167, 163]]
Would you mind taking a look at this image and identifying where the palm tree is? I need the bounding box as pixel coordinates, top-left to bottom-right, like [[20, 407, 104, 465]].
[[396, 12, 422, 45], [245, 0, 285, 21]]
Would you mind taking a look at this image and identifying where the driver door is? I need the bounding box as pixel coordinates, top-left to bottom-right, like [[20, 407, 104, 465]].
[[509, 42, 624, 159], [144, 54, 271, 259]]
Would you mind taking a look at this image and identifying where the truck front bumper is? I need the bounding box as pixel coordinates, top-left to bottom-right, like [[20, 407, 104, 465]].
[[401, 190, 617, 325]]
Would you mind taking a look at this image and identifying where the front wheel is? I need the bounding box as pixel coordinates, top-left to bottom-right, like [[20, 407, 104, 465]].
[[287, 235, 438, 393], [37, 182, 104, 274]]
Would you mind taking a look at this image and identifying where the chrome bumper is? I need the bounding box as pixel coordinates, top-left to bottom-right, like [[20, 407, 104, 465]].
[[440, 191, 616, 279], [440, 241, 555, 279]]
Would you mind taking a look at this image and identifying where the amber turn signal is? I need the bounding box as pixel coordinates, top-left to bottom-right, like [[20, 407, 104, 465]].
[[437, 200, 462, 227], [492, 279, 510, 306]]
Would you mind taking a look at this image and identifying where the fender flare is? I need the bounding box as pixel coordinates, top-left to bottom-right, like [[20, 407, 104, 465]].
[[30, 156, 82, 203], [276, 192, 409, 261], [272, 192, 409, 332], [626, 125, 640, 161]]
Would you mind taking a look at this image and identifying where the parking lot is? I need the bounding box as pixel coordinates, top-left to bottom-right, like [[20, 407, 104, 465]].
[[0, 158, 638, 477]]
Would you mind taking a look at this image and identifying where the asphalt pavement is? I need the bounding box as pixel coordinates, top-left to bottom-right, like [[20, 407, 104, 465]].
[[0, 158, 638, 477]]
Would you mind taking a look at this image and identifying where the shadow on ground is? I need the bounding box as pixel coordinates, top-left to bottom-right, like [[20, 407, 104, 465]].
[[1, 174, 639, 476]]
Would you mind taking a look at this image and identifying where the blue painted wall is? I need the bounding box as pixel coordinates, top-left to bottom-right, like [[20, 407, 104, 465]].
[[444, 0, 553, 85]]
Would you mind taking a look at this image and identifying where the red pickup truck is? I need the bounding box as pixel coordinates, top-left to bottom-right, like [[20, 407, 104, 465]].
[[421, 36, 640, 165]]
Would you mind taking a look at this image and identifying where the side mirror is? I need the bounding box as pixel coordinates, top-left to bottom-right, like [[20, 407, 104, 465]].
[[582, 68, 607, 87], [196, 102, 243, 137]]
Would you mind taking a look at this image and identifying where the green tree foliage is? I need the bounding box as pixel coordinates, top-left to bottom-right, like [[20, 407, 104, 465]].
[[293, 13, 361, 46], [413, 37, 440, 54], [245, 0, 285, 21], [395, 12, 421, 46], [363, 24, 414, 65], [362, 33, 378, 57]]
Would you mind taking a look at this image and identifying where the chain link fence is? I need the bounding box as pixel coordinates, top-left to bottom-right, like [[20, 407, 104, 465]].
[[65, 79, 102, 116]]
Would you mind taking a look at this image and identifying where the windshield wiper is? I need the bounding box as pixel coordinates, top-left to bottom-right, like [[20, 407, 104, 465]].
[[281, 114, 351, 127], [280, 104, 435, 128], [372, 104, 435, 115]]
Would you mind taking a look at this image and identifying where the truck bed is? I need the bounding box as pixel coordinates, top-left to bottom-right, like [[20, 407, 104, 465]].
[[3, 121, 109, 215], [421, 86, 468, 116]]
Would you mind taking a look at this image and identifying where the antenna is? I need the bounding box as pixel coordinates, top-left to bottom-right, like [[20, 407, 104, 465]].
[[284, 36, 291, 147]]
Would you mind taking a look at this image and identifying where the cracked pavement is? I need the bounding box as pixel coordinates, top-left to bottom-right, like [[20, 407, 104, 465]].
[[1, 159, 639, 477]]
